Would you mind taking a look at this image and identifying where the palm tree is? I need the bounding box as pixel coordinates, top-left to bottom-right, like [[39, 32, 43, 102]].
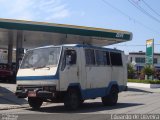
[[142, 65, 154, 80]]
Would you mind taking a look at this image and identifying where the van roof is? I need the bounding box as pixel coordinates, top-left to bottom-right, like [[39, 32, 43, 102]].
[[28, 44, 123, 53]]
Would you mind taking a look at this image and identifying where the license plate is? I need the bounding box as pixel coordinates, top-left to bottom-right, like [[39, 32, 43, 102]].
[[28, 91, 36, 97]]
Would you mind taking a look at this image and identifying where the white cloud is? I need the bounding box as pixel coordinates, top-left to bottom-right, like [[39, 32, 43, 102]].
[[0, 0, 70, 21], [44, 4, 70, 21]]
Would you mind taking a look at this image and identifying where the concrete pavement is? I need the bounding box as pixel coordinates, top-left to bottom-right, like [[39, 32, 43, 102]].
[[0, 86, 159, 120], [0, 83, 28, 110], [0, 83, 52, 110], [0, 83, 160, 111]]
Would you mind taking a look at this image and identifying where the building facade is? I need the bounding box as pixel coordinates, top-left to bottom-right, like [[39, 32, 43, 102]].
[[128, 51, 160, 72]]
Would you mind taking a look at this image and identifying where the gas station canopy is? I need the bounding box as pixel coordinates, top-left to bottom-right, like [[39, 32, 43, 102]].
[[0, 18, 132, 49]]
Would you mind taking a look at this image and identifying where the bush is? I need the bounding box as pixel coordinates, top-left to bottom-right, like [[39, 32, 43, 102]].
[[127, 63, 136, 79], [142, 65, 154, 76], [128, 79, 160, 84]]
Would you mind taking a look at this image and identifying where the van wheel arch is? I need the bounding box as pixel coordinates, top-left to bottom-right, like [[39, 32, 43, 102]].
[[111, 84, 119, 93], [67, 85, 83, 99]]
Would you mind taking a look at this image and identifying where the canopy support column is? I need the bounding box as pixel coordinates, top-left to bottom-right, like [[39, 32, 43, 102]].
[[16, 30, 23, 71], [7, 30, 13, 66]]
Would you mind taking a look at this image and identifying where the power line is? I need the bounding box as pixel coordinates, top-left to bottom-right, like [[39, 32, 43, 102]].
[[113, 44, 145, 47], [101, 0, 159, 34], [110, 44, 160, 47], [141, 0, 160, 18], [102, 0, 130, 19], [128, 0, 160, 24]]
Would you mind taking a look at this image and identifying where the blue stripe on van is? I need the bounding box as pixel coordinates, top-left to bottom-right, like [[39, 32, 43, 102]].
[[68, 81, 126, 99], [17, 75, 59, 80], [81, 87, 107, 99]]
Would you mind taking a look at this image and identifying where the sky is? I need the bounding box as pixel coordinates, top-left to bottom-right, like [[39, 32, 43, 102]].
[[0, 0, 160, 54]]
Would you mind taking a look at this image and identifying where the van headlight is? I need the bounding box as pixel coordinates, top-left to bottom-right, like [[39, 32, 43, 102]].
[[16, 85, 23, 90], [43, 86, 56, 92]]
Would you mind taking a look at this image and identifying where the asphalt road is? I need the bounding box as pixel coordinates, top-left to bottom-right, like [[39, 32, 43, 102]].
[[0, 87, 160, 120]]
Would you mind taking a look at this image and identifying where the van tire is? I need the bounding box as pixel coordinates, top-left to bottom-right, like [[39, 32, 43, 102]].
[[101, 86, 118, 106], [80, 100, 84, 104], [64, 89, 80, 110], [28, 97, 43, 109]]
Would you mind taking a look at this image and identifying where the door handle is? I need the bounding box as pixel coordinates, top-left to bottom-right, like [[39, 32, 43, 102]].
[[77, 67, 79, 76], [77, 71, 79, 76]]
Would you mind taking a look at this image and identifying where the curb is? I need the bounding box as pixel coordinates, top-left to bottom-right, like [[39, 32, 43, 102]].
[[0, 102, 50, 110], [0, 105, 29, 110], [127, 82, 160, 88], [127, 83, 160, 93]]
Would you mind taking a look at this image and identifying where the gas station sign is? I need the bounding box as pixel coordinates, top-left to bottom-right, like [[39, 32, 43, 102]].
[[146, 39, 154, 65]]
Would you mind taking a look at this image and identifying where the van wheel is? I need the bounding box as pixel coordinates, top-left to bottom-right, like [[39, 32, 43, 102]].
[[80, 100, 84, 105], [101, 86, 118, 106], [28, 97, 43, 109], [64, 89, 80, 110]]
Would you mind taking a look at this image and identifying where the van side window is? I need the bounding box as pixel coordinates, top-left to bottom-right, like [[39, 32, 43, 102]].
[[85, 49, 95, 65], [106, 51, 110, 65], [66, 50, 77, 65], [61, 49, 77, 71], [110, 52, 122, 66], [95, 50, 107, 65]]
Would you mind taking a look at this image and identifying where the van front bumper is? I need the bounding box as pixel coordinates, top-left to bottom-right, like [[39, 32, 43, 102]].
[[16, 90, 54, 98], [15, 85, 56, 98]]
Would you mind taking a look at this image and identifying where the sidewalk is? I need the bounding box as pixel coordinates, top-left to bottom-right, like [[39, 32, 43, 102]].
[[127, 82, 160, 93], [0, 83, 29, 110], [0, 83, 50, 110]]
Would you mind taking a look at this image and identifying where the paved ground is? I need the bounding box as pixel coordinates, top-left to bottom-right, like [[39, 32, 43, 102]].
[[0, 83, 28, 110], [0, 83, 160, 120]]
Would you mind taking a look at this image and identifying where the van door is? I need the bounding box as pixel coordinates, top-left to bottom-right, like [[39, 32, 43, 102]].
[[110, 52, 124, 85], [85, 50, 112, 89], [84, 49, 112, 98], [59, 48, 79, 91], [84, 49, 95, 89]]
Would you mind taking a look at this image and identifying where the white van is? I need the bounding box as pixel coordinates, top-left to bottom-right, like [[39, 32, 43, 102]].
[[16, 44, 127, 110]]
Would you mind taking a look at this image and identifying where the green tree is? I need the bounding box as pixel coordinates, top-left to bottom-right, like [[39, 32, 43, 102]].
[[142, 65, 154, 80], [127, 63, 136, 79]]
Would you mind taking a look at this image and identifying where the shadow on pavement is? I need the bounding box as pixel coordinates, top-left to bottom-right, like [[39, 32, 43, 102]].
[[28, 102, 144, 113], [127, 87, 153, 93], [0, 86, 27, 105]]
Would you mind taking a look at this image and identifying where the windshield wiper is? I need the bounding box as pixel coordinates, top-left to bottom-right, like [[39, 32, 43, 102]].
[[33, 66, 50, 70]]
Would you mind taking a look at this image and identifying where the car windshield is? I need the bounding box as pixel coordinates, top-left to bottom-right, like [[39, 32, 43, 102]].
[[20, 47, 61, 69]]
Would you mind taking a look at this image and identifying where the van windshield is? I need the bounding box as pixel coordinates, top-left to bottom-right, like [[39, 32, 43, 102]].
[[20, 47, 61, 69]]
